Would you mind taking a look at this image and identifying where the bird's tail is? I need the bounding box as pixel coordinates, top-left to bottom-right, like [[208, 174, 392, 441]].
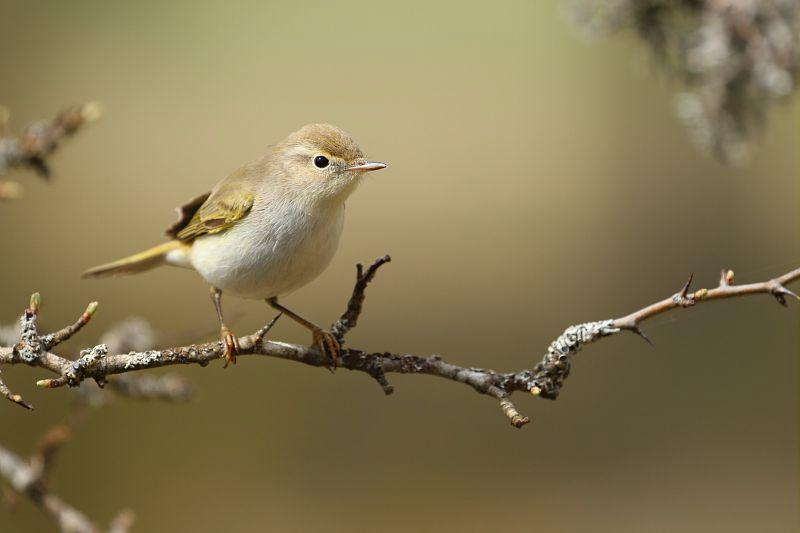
[[82, 241, 187, 279]]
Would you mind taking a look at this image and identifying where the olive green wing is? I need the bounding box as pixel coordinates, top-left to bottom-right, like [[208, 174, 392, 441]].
[[165, 170, 256, 242], [164, 192, 211, 239]]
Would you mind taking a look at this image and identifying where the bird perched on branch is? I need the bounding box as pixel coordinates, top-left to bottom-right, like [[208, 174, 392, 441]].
[[83, 124, 387, 367]]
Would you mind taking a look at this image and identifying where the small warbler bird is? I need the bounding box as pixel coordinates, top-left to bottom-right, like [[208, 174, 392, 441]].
[[83, 124, 386, 367]]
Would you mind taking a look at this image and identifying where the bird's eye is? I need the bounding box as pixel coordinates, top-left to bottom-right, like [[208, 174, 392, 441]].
[[314, 155, 329, 169]]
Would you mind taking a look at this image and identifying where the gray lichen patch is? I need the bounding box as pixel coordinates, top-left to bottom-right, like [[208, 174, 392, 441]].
[[123, 350, 161, 370], [61, 344, 110, 386], [533, 319, 619, 399], [16, 314, 43, 363], [547, 320, 619, 357], [78, 344, 108, 365]]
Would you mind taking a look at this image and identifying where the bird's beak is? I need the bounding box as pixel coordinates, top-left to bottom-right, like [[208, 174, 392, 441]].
[[347, 161, 387, 172]]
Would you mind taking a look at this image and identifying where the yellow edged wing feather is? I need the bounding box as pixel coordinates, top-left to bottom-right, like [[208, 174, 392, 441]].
[[172, 168, 256, 242]]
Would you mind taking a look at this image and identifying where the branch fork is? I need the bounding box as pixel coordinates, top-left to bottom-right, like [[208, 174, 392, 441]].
[[1, 260, 799, 431], [0, 103, 100, 200]]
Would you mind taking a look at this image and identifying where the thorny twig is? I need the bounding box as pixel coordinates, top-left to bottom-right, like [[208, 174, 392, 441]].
[[0, 103, 100, 200], [0, 257, 798, 428]]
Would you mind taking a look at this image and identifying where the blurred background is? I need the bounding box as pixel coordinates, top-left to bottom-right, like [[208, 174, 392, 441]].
[[0, 1, 797, 531]]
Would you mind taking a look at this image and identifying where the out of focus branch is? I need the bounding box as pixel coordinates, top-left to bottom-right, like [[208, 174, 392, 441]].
[[570, 0, 800, 163], [0, 256, 797, 428], [105, 374, 191, 402], [0, 411, 134, 533], [0, 103, 100, 199]]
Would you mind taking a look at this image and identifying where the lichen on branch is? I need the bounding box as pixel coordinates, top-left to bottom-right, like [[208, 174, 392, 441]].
[[1, 256, 798, 429]]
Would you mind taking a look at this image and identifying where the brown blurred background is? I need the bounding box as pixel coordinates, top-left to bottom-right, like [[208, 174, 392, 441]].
[[1, 1, 797, 531]]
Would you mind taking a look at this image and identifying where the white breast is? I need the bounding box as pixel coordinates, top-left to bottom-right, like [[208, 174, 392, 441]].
[[187, 201, 345, 300]]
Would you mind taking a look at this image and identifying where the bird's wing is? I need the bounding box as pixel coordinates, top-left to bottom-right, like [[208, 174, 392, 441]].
[[164, 192, 211, 239], [165, 167, 256, 242]]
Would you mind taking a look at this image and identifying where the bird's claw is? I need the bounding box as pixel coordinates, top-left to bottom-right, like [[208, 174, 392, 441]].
[[220, 326, 240, 368], [312, 328, 340, 372]]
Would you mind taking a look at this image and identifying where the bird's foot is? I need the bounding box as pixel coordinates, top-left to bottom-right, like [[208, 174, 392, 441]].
[[312, 328, 340, 372], [220, 326, 240, 368]]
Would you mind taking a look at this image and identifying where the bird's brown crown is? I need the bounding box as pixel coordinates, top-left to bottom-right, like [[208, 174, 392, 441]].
[[283, 123, 364, 163]]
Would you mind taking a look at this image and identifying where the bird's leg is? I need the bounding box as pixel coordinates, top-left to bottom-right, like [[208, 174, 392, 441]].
[[210, 287, 239, 367], [266, 297, 340, 371]]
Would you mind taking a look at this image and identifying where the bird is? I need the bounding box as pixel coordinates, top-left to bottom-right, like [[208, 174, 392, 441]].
[[82, 123, 387, 368]]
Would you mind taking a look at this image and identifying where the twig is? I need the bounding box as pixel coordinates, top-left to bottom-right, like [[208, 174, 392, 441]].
[[0, 369, 32, 410], [0, 415, 134, 533], [0, 442, 99, 533], [29, 412, 84, 485], [45, 301, 99, 350], [330, 254, 391, 341], [0, 103, 100, 199], [0, 258, 798, 429], [529, 267, 800, 400], [0, 343, 184, 531], [569, 0, 800, 163]]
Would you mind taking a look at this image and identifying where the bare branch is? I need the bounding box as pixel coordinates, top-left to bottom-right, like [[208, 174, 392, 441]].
[[0, 369, 32, 410], [0, 341, 179, 532], [330, 254, 391, 341], [29, 413, 83, 485], [531, 266, 800, 400], [0, 259, 798, 429], [0, 411, 133, 533], [45, 302, 98, 350], [569, 0, 800, 163], [0, 103, 100, 199], [0, 442, 99, 533]]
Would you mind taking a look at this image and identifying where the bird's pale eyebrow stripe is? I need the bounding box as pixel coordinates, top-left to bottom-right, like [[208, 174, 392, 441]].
[[284, 145, 316, 159]]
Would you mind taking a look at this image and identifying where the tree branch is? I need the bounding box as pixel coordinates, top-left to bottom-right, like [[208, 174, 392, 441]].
[[0, 410, 134, 533], [0, 314, 189, 531], [330, 254, 391, 341], [0, 103, 100, 199], [569, 0, 800, 163], [0, 257, 798, 428], [0, 369, 33, 410]]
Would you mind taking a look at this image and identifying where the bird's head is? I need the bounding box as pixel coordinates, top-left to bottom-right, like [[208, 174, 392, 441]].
[[276, 123, 386, 205]]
